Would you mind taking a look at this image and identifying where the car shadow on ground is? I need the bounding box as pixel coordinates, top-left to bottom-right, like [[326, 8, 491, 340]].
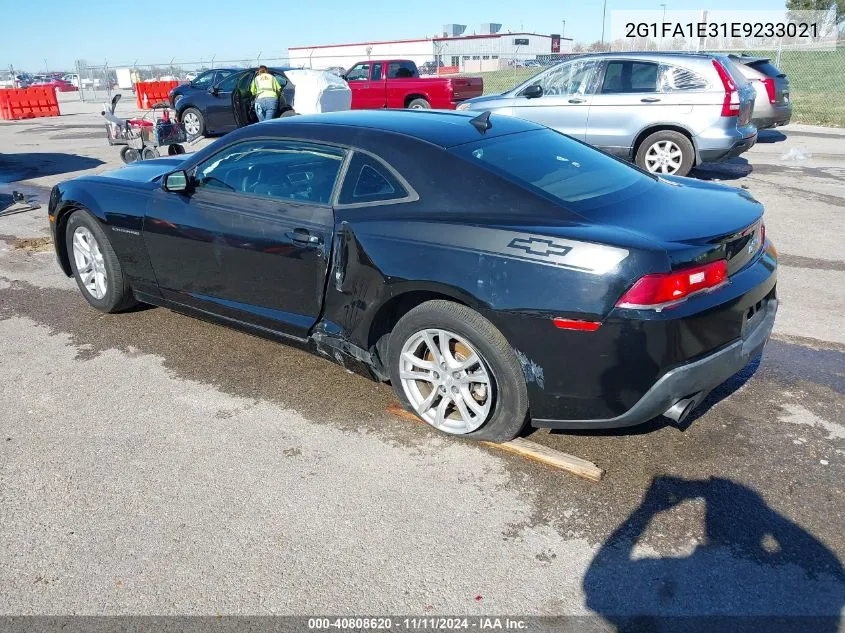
[[0, 152, 104, 184], [691, 157, 753, 181], [583, 475, 845, 633], [757, 130, 788, 144]]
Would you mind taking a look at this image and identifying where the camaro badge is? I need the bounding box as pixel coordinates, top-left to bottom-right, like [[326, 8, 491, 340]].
[[507, 237, 572, 258]]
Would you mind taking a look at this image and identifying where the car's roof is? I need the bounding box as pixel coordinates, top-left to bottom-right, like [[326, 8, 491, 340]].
[[554, 51, 731, 64], [261, 109, 544, 148]]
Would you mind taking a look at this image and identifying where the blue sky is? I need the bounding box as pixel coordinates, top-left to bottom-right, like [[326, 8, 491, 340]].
[[3, 0, 788, 71]]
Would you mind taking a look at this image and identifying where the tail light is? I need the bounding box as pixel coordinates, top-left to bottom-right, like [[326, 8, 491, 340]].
[[617, 260, 728, 310], [712, 60, 740, 117], [761, 77, 776, 103]]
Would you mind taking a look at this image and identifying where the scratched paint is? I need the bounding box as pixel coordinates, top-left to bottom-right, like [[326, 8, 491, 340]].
[[514, 349, 545, 390]]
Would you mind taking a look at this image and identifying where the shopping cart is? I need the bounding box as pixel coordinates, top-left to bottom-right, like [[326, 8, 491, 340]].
[[102, 94, 188, 164]]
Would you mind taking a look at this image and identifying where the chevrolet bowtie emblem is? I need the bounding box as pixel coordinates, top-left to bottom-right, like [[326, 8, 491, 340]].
[[508, 237, 572, 258]]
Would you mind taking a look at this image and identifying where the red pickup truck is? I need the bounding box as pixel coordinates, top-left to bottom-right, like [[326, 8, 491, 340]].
[[344, 59, 483, 110]]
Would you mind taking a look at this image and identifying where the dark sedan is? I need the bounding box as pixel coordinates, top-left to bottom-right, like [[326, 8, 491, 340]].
[[168, 68, 239, 109], [48, 110, 777, 442], [173, 67, 295, 137]]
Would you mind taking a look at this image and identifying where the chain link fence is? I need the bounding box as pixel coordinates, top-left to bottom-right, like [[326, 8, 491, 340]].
[[64, 43, 844, 127]]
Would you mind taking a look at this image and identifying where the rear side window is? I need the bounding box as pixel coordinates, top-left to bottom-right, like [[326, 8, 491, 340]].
[[657, 64, 709, 91], [387, 61, 417, 78], [601, 61, 658, 93], [338, 153, 409, 205], [450, 129, 655, 212]]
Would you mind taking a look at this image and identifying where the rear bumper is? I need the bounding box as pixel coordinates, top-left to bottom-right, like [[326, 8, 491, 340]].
[[698, 131, 758, 163], [534, 293, 777, 430]]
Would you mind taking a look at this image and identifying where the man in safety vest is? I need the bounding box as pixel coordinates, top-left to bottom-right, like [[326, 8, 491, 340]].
[[250, 66, 282, 121]]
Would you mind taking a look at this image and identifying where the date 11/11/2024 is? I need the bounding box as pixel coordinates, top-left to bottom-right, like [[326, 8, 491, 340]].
[[307, 617, 529, 630], [625, 21, 820, 39]]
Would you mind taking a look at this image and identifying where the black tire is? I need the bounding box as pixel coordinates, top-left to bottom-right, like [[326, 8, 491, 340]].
[[65, 210, 138, 313], [387, 300, 529, 442], [167, 144, 186, 156], [180, 107, 205, 137], [141, 147, 159, 160], [407, 98, 431, 110], [635, 130, 695, 177], [120, 146, 139, 164]]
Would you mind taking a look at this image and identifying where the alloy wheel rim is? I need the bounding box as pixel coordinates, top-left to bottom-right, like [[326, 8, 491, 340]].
[[399, 329, 494, 434], [183, 112, 200, 135], [72, 227, 107, 300], [645, 140, 683, 174]]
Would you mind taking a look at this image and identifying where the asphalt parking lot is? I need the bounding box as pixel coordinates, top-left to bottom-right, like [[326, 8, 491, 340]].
[[1, 98, 843, 624]]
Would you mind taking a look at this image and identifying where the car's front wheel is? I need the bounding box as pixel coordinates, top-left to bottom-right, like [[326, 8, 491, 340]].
[[180, 107, 205, 137], [635, 130, 694, 176], [65, 210, 137, 313], [388, 300, 528, 442]]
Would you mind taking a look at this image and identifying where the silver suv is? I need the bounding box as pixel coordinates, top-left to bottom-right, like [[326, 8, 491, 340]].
[[459, 52, 757, 177]]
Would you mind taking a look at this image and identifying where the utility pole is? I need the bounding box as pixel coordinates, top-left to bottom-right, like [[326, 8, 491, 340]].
[[562, 20, 566, 37], [601, 0, 608, 47], [660, 3, 667, 50]]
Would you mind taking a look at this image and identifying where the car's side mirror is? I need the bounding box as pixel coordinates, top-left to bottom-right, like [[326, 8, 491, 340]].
[[163, 170, 189, 193], [523, 84, 543, 99], [208, 86, 218, 95]]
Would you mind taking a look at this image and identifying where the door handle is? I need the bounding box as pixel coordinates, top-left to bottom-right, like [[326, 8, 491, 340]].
[[568, 98, 585, 104], [641, 97, 661, 103], [289, 228, 323, 247]]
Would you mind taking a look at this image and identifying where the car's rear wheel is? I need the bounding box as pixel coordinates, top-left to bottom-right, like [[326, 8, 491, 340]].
[[388, 300, 528, 442], [635, 130, 694, 176], [66, 210, 137, 313], [407, 98, 431, 110], [180, 107, 205, 137]]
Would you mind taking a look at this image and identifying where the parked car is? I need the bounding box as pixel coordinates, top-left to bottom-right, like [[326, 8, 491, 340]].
[[343, 59, 482, 109], [419, 61, 444, 76], [730, 55, 792, 130], [173, 67, 295, 137], [459, 52, 758, 177], [323, 66, 348, 77], [169, 68, 239, 109], [29, 77, 78, 92], [48, 110, 777, 441]]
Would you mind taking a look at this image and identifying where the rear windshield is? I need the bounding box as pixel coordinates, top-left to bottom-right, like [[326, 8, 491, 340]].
[[450, 129, 656, 212], [746, 60, 785, 78]]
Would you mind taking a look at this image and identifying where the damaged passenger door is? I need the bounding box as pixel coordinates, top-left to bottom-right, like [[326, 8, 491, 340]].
[[145, 139, 346, 338]]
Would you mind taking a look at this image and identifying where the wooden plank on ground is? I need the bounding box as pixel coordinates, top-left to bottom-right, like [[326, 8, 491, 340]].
[[386, 404, 605, 482], [483, 437, 605, 482]]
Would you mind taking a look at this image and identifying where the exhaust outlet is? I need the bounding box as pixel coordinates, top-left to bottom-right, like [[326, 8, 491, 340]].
[[663, 394, 701, 424]]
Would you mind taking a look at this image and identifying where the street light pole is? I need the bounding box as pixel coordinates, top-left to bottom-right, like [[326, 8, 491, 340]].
[[660, 3, 667, 50], [562, 19, 566, 38], [600, 0, 608, 47]]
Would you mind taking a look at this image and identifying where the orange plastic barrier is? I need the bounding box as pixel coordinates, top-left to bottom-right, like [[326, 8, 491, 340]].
[[135, 80, 180, 109], [0, 87, 61, 120], [437, 66, 460, 75]]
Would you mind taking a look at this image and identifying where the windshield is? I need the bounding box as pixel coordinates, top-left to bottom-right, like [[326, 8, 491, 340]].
[[450, 129, 656, 212]]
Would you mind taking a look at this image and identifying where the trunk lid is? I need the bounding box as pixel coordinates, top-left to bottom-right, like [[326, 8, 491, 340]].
[[584, 176, 765, 275]]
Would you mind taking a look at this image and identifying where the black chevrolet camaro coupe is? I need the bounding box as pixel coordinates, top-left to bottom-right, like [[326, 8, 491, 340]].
[[49, 110, 777, 442]]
